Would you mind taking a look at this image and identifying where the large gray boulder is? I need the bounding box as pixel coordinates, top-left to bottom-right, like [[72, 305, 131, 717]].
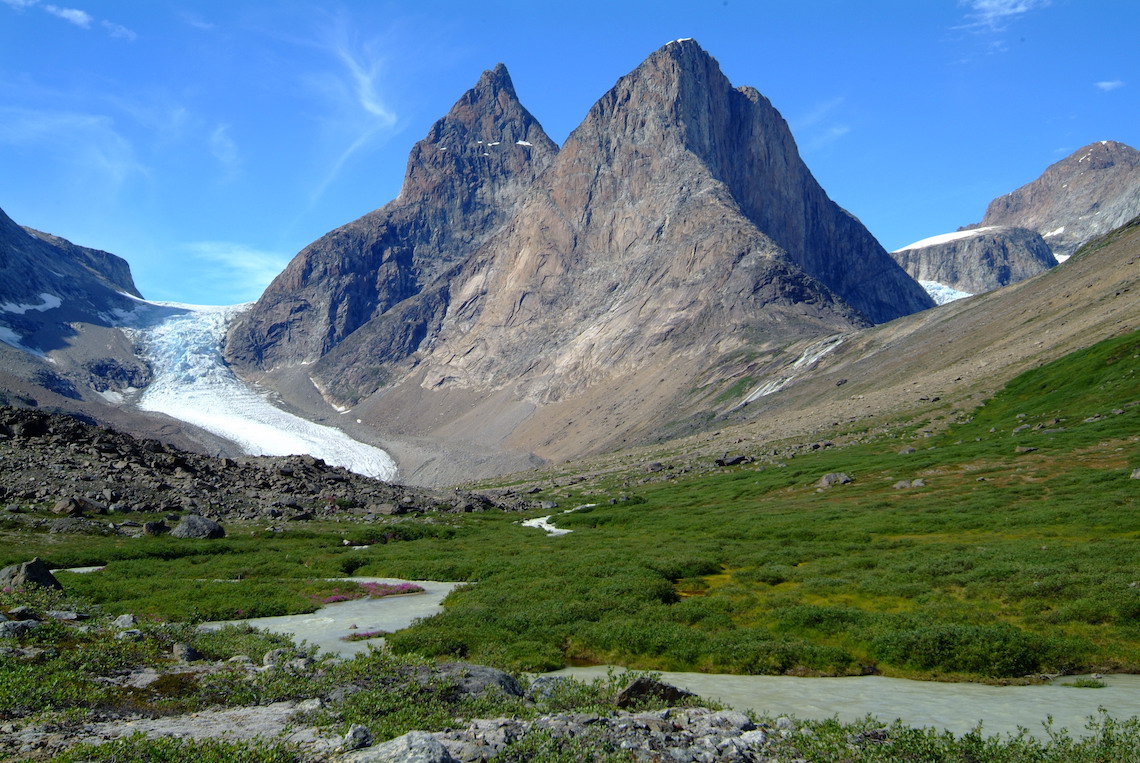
[[422, 662, 524, 698], [0, 557, 63, 590], [170, 514, 226, 539], [340, 730, 457, 763]]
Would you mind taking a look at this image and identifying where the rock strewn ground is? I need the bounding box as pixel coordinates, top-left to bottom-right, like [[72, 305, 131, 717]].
[[0, 406, 537, 527]]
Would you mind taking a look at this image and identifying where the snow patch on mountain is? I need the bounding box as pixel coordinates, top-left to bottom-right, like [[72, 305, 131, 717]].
[[736, 335, 847, 407], [0, 293, 62, 314], [894, 227, 1001, 252], [130, 302, 396, 480]]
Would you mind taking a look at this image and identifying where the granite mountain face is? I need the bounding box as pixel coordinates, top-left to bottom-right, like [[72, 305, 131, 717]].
[[0, 204, 144, 366], [224, 41, 932, 471]]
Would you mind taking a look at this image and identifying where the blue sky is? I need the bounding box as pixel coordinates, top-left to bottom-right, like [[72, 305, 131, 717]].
[[1, 0, 1135, 304]]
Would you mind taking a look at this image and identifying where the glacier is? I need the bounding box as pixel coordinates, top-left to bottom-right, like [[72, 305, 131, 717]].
[[130, 301, 397, 480], [919, 280, 973, 305]]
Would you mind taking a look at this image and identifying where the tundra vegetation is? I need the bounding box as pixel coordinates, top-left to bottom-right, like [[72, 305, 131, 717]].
[[1, 329, 1138, 759]]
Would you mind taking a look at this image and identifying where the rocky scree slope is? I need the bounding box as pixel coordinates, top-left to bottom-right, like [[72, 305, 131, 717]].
[[226, 40, 931, 473], [891, 225, 1057, 295], [0, 406, 538, 533], [975, 140, 1140, 260]]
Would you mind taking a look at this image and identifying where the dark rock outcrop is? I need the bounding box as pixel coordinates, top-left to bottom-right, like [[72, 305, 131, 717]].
[[0, 406, 538, 526], [891, 225, 1057, 295], [0, 557, 63, 591], [975, 140, 1140, 260]]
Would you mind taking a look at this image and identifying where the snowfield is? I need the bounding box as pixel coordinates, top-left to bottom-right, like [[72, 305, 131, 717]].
[[894, 227, 1000, 252], [132, 302, 397, 480]]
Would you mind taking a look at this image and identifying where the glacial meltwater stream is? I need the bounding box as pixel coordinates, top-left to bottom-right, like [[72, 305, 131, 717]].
[[129, 301, 396, 479], [121, 304, 1139, 740]]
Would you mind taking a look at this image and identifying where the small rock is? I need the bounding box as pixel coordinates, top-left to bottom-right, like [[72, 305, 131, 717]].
[[526, 675, 570, 702], [7, 606, 37, 621], [816, 472, 853, 488], [0, 620, 39, 638], [1014, 446, 1038, 454], [263, 648, 292, 668], [172, 642, 202, 661], [615, 676, 696, 709], [341, 730, 457, 763], [897, 447, 917, 455], [1131, 468, 1140, 480], [143, 521, 169, 536], [893, 480, 912, 490], [112, 613, 137, 628], [343, 724, 373, 751], [170, 514, 226, 539], [115, 629, 144, 642]]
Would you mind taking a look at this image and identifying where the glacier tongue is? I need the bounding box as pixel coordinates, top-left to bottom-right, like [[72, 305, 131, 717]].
[[132, 302, 397, 480]]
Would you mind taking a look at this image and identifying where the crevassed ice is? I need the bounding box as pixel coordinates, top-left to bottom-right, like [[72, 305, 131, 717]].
[[919, 280, 973, 306], [133, 303, 397, 480]]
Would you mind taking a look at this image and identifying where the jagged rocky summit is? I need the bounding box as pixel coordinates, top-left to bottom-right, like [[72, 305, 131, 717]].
[[974, 140, 1140, 261], [225, 40, 932, 472]]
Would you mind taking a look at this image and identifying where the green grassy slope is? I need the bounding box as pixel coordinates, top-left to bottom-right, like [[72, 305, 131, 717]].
[[4, 329, 1137, 682]]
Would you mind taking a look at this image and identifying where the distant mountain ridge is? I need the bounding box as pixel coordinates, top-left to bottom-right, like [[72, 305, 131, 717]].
[[0, 205, 142, 356], [892, 225, 1056, 296], [890, 140, 1140, 299], [225, 40, 933, 479], [976, 140, 1140, 260]]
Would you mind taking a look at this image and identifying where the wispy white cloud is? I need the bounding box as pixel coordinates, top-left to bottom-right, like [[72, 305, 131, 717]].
[[802, 125, 851, 154], [957, 0, 1049, 32], [101, 19, 136, 40], [178, 11, 214, 31], [1095, 80, 1125, 92], [792, 97, 851, 154], [43, 4, 91, 27], [209, 124, 241, 182], [0, 0, 39, 9], [302, 13, 399, 203], [0, 106, 146, 190], [183, 242, 291, 303], [792, 96, 846, 131]]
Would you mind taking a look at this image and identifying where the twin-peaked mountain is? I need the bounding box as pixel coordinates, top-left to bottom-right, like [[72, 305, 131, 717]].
[[226, 40, 933, 473]]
